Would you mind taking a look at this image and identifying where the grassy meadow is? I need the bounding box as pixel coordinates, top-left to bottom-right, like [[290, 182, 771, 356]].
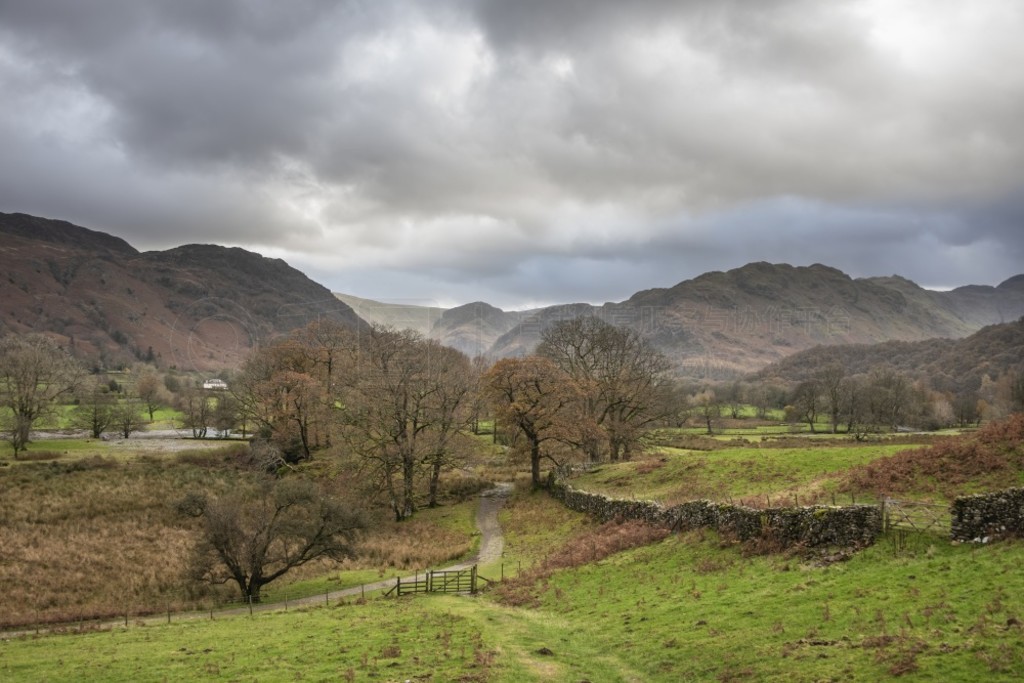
[[3, 418, 1024, 680], [575, 441, 922, 507], [4, 486, 1024, 681]]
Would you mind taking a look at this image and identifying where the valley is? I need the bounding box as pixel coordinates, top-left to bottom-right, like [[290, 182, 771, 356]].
[[1, 213, 1023, 681]]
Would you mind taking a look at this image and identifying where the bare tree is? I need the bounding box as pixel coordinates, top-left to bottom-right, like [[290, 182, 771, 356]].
[[746, 382, 781, 420], [177, 387, 212, 439], [483, 356, 585, 487], [721, 382, 744, 420], [0, 334, 84, 456], [112, 393, 145, 438], [816, 363, 846, 434], [867, 369, 914, 431], [952, 390, 981, 428], [337, 327, 470, 520], [182, 478, 363, 602], [421, 342, 476, 507], [1006, 372, 1024, 414], [538, 316, 670, 461], [234, 342, 324, 461], [691, 389, 721, 435], [134, 369, 166, 422], [789, 380, 822, 433], [70, 380, 116, 438], [290, 319, 356, 448], [212, 393, 240, 438]]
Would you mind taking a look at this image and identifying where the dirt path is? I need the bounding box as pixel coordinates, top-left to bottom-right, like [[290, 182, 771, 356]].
[[272, 481, 512, 610], [1, 482, 513, 638]]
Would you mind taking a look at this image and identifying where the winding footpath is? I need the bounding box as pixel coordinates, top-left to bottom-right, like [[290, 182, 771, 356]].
[[269, 481, 512, 611]]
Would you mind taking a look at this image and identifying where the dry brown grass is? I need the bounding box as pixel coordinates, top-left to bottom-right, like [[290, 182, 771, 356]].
[[839, 414, 1024, 499], [0, 445, 480, 629], [0, 453, 245, 628], [350, 512, 473, 571]]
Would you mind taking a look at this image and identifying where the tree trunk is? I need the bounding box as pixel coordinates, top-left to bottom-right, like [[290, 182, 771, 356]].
[[296, 416, 311, 460], [428, 458, 441, 508], [384, 466, 402, 522], [401, 453, 416, 519], [530, 439, 542, 488], [609, 439, 621, 462], [13, 415, 31, 456]]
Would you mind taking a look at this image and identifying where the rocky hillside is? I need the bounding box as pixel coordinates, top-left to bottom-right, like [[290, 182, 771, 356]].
[[490, 263, 1024, 378], [0, 212, 364, 371], [755, 318, 1024, 393]]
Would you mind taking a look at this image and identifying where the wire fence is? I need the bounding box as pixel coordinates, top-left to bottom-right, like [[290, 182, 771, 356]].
[[4, 563, 517, 637], [4, 578, 390, 637]]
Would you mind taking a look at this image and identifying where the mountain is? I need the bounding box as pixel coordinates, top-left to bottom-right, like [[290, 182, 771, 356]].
[[333, 293, 444, 337], [488, 263, 1024, 378], [0, 212, 364, 371], [5, 212, 1022, 378], [332, 294, 528, 358], [755, 318, 1024, 394], [430, 301, 527, 357]]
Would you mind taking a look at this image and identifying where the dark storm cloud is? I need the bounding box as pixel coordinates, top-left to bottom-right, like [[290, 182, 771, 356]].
[[1, 0, 1022, 307]]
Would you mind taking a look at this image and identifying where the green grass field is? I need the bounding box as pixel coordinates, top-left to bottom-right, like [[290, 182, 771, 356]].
[[4, 490, 1023, 681], [3, 420, 1023, 681], [574, 443, 917, 506]]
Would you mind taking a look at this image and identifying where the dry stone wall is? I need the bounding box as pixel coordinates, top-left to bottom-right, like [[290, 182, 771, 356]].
[[549, 479, 882, 548], [950, 488, 1024, 542]]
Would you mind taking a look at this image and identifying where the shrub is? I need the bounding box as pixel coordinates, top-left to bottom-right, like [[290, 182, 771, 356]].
[[839, 414, 1024, 497]]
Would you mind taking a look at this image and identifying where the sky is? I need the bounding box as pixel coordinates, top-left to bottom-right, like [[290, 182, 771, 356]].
[[1, 0, 1022, 310]]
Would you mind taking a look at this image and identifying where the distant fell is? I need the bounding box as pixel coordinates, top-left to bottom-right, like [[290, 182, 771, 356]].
[[331, 295, 528, 358], [489, 262, 1024, 378], [432, 301, 527, 357], [333, 293, 444, 337]]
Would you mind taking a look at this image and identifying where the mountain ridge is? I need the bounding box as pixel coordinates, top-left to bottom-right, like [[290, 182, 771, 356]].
[[3, 211, 1022, 377]]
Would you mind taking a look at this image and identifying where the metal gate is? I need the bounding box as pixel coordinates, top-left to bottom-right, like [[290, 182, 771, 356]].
[[882, 498, 950, 535]]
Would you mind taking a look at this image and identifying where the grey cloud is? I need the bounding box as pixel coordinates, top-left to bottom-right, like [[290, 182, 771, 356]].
[[0, 0, 1021, 307]]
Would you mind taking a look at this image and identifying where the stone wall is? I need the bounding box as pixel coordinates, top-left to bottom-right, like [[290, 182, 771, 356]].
[[950, 488, 1024, 542], [549, 480, 882, 548]]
